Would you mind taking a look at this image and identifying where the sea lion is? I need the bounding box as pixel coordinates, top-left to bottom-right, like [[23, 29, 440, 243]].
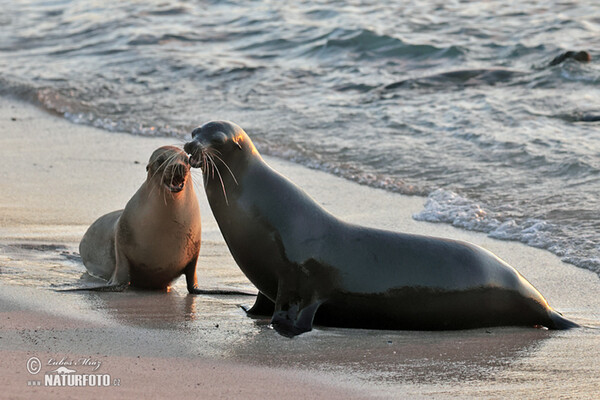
[[184, 121, 578, 337], [79, 145, 241, 294], [549, 50, 591, 66]]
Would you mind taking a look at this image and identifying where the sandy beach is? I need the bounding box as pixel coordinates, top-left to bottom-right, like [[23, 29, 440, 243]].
[[1, 98, 599, 399]]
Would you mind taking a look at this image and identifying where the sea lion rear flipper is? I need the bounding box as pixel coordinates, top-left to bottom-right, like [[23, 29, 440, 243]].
[[79, 210, 122, 280], [243, 292, 275, 316], [547, 309, 579, 330], [56, 283, 128, 292]]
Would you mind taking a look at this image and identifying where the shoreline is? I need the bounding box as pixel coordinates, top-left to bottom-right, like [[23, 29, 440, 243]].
[[1, 97, 599, 399]]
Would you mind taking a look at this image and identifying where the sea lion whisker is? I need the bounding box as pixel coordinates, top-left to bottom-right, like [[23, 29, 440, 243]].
[[212, 160, 229, 206], [190, 172, 203, 192], [161, 179, 168, 205], [205, 149, 219, 177], [201, 152, 210, 188], [208, 147, 223, 157], [157, 151, 183, 200], [205, 147, 223, 159], [206, 152, 218, 180], [150, 160, 168, 184], [205, 152, 217, 177], [160, 165, 169, 192], [169, 172, 176, 198], [150, 151, 178, 181], [208, 152, 238, 185], [197, 150, 209, 187], [148, 181, 158, 199], [163, 152, 184, 192], [205, 152, 228, 205]]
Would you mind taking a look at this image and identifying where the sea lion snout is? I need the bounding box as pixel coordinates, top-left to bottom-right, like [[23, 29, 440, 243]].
[[163, 161, 189, 193], [184, 125, 227, 169], [184, 139, 203, 168], [185, 121, 248, 169], [147, 146, 191, 192]]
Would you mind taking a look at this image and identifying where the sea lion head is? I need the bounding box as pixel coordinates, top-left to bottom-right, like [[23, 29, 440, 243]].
[[146, 146, 190, 193], [184, 121, 258, 170], [573, 50, 591, 63]]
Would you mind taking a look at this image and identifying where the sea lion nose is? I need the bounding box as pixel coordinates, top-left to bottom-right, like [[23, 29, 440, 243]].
[[184, 140, 203, 168], [183, 141, 196, 155]]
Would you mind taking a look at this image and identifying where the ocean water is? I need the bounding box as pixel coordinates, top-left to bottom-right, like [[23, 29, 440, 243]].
[[0, 0, 598, 275]]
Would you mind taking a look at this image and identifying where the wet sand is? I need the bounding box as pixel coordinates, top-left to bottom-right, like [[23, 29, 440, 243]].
[[0, 98, 599, 399]]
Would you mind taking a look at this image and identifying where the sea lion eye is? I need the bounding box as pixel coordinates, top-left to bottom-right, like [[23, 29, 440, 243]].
[[191, 127, 201, 138], [210, 131, 228, 145]]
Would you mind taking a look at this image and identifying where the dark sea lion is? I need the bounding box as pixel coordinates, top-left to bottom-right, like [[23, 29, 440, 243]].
[[184, 121, 578, 337], [549, 50, 591, 66], [78, 145, 245, 295]]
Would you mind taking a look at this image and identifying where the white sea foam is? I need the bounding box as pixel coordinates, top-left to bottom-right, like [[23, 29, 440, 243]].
[[412, 189, 500, 232], [414, 189, 599, 273]]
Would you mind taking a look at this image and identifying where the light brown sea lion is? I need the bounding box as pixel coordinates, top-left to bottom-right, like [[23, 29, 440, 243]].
[[79, 145, 238, 294]]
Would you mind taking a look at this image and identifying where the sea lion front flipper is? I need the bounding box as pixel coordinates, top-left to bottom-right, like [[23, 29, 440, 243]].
[[108, 241, 131, 287], [242, 292, 275, 316], [271, 300, 323, 338], [270, 281, 323, 337], [184, 256, 202, 294]]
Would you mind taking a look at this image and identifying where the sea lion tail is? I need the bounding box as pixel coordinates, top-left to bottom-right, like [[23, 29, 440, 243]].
[[547, 309, 579, 330]]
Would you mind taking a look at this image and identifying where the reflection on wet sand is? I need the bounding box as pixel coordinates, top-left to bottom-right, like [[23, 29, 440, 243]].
[[85, 287, 553, 385], [2, 242, 553, 386], [225, 318, 552, 385], [80, 289, 554, 389], [83, 291, 198, 328]]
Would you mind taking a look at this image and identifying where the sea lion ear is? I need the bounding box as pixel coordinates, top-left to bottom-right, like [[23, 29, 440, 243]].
[[233, 137, 243, 150], [146, 164, 149, 171]]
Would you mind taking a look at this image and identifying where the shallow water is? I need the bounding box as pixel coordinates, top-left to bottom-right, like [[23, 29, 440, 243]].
[[0, 0, 598, 274]]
